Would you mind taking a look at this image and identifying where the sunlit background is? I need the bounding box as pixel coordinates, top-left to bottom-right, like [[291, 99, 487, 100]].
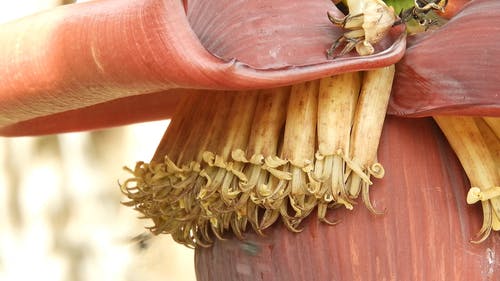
[[0, 1, 196, 280]]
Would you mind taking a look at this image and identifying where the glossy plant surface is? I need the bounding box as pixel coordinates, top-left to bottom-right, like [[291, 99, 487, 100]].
[[195, 117, 500, 281]]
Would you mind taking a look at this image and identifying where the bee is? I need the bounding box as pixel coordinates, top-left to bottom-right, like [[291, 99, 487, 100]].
[[399, 0, 448, 28]]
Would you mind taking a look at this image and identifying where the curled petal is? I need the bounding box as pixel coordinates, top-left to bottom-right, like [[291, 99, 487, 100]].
[[389, 0, 500, 117], [0, 0, 405, 136]]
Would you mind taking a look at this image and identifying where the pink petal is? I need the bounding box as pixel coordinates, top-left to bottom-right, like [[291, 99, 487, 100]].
[[0, 0, 405, 136], [389, 0, 500, 117]]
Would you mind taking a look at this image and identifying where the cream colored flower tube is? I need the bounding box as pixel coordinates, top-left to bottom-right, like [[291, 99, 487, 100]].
[[347, 65, 395, 213], [199, 91, 258, 238], [234, 87, 290, 231], [314, 72, 361, 218], [435, 116, 500, 242], [281, 80, 319, 229], [484, 117, 500, 139]]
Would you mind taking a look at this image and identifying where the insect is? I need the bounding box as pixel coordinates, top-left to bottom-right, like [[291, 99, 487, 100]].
[[130, 232, 153, 251], [399, 0, 448, 28]]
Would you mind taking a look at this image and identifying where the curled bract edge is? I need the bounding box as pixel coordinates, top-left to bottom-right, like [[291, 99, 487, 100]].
[[0, 0, 408, 136], [1, 0, 498, 136], [390, 0, 500, 117]]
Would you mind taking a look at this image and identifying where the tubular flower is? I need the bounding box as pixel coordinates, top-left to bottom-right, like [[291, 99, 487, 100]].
[[121, 66, 397, 246], [0, 0, 499, 279]]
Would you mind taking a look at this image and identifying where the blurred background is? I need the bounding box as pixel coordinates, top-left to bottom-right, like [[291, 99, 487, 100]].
[[0, 1, 196, 280]]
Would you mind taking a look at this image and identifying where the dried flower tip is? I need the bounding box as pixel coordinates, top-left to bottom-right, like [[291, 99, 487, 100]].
[[327, 0, 397, 57]]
